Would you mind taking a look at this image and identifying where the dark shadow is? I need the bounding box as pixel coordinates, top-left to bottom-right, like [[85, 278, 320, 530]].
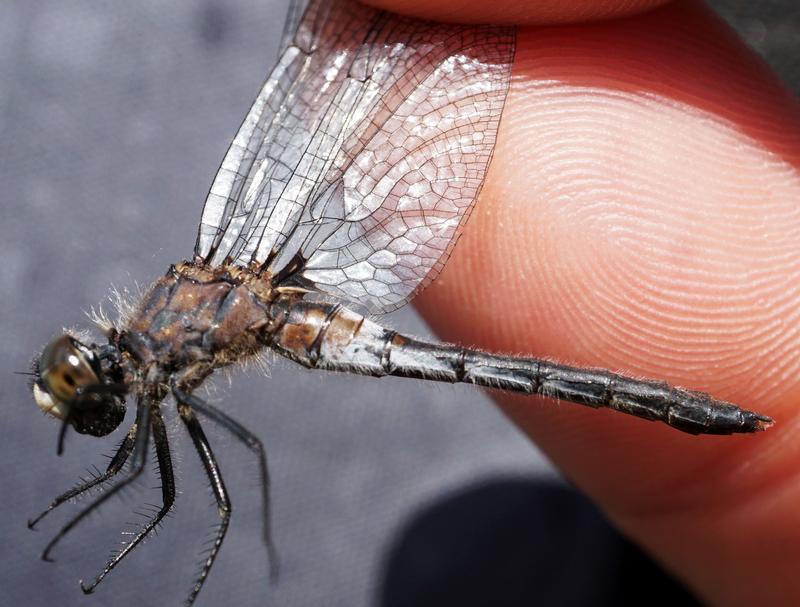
[[197, 2, 232, 46], [378, 478, 701, 607]]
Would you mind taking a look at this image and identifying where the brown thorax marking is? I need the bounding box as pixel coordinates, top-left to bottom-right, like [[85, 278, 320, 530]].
[[175, 258, 274, 303], [176, 258, 311, 300], [119, 259, 308, 377]]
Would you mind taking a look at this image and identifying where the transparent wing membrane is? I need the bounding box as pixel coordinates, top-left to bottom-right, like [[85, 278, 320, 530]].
[[196, 0, 514, 312]]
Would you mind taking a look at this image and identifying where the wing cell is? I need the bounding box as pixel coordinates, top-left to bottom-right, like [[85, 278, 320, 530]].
[[196, 0, 514, 312]]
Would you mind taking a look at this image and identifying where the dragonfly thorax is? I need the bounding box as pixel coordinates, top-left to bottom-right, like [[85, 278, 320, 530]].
[[118, 261, 284, 385]]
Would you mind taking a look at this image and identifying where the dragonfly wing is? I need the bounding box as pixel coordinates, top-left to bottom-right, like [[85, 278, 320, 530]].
[[195, 0, 358, 264], [280, 0, 310, 52], [195, 0, 514, 313]]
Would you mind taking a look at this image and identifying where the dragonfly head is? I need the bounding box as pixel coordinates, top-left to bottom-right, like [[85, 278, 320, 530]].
[[32, 334, 126, 438]]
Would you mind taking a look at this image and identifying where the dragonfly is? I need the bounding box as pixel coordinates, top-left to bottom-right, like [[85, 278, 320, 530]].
[[27, 0, 773, 605]]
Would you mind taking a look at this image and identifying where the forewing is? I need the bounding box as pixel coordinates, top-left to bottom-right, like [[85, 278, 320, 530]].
[[280, 0, 310, 52], [195, 0, 515, 313]]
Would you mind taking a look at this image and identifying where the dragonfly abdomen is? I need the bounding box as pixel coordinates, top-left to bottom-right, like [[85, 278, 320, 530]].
[[270, 299, 771, 436]]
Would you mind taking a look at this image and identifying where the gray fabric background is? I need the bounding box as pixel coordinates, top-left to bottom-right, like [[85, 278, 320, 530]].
[[0, 1, 796, 606]]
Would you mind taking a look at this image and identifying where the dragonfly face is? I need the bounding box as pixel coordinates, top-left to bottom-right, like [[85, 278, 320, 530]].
[[32, 334, 126, 438]]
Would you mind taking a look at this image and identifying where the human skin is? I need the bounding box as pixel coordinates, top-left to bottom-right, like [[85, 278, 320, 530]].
[[369, 0, 800, 605]]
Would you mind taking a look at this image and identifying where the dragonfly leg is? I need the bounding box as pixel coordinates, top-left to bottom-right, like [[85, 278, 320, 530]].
[[80, 403, 175, 594], [38, 400, 152, 561], [173, 385, 279, 582], [173, 390, 232, 607], [28, 426, 136, 531]]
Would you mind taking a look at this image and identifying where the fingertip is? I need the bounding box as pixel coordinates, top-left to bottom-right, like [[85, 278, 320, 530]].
[[366, 0, 673, 25], [419, 0, 800, 437], [416, 0, 800, 600]]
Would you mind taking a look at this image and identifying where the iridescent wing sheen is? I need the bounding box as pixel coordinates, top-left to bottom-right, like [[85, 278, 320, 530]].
[[195, 0, 514, 313]]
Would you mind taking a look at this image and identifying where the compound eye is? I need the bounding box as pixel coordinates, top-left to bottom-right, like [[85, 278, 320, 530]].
[[34, 335, 100, 417]]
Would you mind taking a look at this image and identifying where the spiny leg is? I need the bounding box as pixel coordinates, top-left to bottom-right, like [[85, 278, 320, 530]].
[[173, 385, 278, 581], [29, 427, 136, 531], [175, 394, 231, 607], [80, 404, 175, 594], [39, 400, 152, 561]]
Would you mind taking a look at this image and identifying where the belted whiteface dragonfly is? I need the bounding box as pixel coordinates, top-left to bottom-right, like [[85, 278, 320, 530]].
[[27, 0, 773, 605]]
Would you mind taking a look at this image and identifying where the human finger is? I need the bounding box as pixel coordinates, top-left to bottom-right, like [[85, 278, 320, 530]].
[[414, 1, 800, 605]]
